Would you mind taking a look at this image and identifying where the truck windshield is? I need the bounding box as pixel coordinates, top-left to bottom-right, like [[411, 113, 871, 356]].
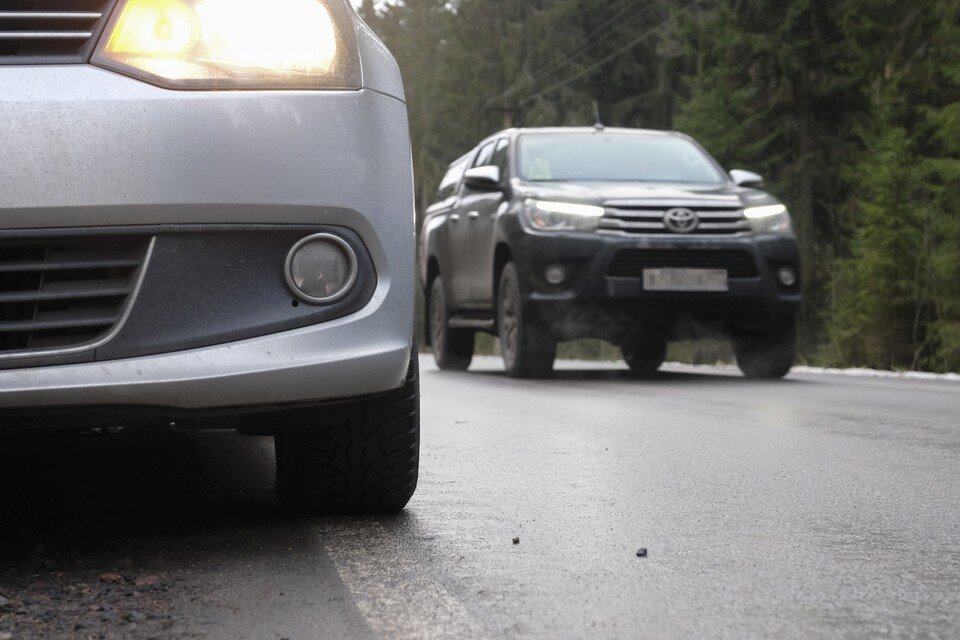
[[517, 133, 725, 183]]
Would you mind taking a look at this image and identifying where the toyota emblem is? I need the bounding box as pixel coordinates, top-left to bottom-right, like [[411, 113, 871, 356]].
[[663, 208, 699, 233]]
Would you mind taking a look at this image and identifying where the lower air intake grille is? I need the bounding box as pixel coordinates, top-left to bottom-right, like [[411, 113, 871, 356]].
[[0, 236, 151, 355], [608, 249, 760, 279], [0, 0, 113, 64]]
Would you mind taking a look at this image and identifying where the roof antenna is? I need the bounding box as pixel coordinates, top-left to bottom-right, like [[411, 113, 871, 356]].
[[592, 100, 604, 131]]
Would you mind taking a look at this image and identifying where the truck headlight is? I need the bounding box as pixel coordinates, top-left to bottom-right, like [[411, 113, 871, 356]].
[[522, 199, 605, 232], [744, 204, 793, 234], [92, 0, 360, 90]]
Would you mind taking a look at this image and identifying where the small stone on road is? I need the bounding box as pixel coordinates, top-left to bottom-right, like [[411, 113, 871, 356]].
[[134, 575, 161, 588]]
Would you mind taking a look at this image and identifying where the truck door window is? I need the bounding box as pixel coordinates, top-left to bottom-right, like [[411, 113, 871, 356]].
[[490, 138, 509, 179], [436, 159, 468, 200], [472, 141, 496, 169]]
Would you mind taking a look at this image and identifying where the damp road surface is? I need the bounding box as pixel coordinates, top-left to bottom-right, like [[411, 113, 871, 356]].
[[1, 356, 959, 639]]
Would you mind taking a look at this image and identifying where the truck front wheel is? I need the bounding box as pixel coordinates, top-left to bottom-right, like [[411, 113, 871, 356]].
[[498, 262, 556, 378], [429, 276, 474, 371]]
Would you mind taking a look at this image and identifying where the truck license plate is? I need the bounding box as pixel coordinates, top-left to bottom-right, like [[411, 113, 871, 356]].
[[643, 268, 728, 292]]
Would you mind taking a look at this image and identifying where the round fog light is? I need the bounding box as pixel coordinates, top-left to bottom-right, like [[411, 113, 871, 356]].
[[778, 266, 797, 287], [544, 264, 566, 285], [285, 233, 358, 304]]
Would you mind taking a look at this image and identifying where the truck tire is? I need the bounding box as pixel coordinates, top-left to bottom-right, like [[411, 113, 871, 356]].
[[429, 276, 474, 370], [427, 276, 475, 371], [622, 339, 667, 377], [498, 262, 556, 378], [735, 321, 796, 379], [274, 351, 420, 514]]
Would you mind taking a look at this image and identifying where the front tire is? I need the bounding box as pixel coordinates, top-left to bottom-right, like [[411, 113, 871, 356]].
[[734, 321, 796, 379], [429, 276, 474, 371], [274, 351, 420, 514], [498, 262, 556, 378]]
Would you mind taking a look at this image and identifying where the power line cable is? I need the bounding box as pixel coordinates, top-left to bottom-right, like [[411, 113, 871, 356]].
[[517, 0, 702, 108], [486, 0, 661, 105], [487, 0, 654, 104], [510, 0, 651, 85]]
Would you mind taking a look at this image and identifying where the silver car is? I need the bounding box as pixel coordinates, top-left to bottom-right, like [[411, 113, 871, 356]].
[[0, 0, 418, 513]]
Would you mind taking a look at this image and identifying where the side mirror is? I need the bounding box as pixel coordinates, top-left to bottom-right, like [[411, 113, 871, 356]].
[[730, 169, 764, 188], [463, 166, 502, 191]]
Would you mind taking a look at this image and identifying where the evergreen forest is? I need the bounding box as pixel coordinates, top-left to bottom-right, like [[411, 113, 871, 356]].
[[360, 0, 960, 372]]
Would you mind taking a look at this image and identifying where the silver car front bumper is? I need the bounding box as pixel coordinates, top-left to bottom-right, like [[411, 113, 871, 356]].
[[0, 65, 414, 411]]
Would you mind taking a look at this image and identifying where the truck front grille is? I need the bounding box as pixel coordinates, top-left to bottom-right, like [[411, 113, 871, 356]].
[[0, 236, 151, 356], [607, 249, 760, 279], [600, 205, 751, 235], [0, 0, 114, 64]]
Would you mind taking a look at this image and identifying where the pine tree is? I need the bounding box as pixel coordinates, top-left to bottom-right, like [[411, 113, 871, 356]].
[[674, 0, 863, 352], [828, 0, 960, 371], [364, 0, 960, 370]]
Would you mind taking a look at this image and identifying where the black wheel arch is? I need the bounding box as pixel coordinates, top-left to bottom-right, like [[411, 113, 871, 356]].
[[492, 242, 514, 330], [424, 256, 441, 346]]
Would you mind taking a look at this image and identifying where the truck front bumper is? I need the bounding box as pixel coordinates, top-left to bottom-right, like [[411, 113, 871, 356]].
[[512, 229, 801, 337]]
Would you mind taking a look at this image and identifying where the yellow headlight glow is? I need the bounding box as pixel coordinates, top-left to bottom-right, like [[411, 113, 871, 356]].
[[107, 0, 199, 56], [194, 0, 337, 74], [95, 0, 351, 89]]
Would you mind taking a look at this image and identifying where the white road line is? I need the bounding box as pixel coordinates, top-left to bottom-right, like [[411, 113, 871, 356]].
[[322, 521, 487, 640]]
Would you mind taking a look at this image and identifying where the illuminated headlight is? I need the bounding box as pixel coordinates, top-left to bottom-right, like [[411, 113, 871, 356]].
[[92, 0, 360, 89], [522, 199, 605, 232], [743, 204, 793, 234], [285, 234, 358, 304]]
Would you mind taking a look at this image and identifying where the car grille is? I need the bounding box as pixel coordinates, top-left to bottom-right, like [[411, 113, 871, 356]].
[[600, 204, 751, 235], [0, 236, 152, 356], [0, 0, 114, 64], [607, 249, 760, 279]]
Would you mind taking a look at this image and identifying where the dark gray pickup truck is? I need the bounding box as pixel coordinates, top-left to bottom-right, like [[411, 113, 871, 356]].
[[420, 126, 801, 379]]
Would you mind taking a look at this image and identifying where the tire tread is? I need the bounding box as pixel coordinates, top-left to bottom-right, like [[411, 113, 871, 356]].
[[275, 352, 420, 514]]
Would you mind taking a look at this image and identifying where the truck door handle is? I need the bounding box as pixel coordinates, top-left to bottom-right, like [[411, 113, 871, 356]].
[[449, 213, 461, 222], [468, 211, 480, 220]]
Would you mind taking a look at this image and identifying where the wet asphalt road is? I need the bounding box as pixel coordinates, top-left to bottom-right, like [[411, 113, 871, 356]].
[[1, 355, 959, 639]]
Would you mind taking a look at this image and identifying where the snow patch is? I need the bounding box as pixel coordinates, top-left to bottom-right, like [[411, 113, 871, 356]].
[[661, 361, 960, 381], [790, 366, 960, 382], [463, 354, 960, 381]]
